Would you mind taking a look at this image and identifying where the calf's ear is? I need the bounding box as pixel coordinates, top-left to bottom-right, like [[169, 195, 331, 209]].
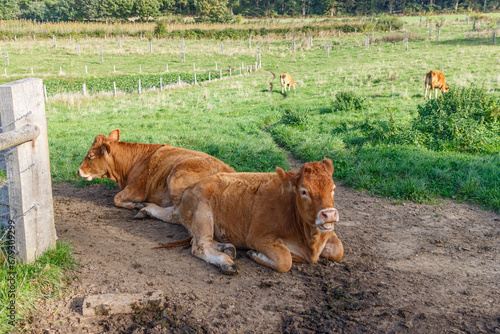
[[276, 167, 295, 193], [108, 129, 120, 141], [101, 143, 111, 156], [322, 158, 334, 175]]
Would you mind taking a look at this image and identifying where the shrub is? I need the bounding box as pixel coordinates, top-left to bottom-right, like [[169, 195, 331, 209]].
[[280, 108, 309, 126], [331, 91, 368, 113], [376, 14, 404, 31], [412, 86, 500, 153], [154, 19, 168, 37]]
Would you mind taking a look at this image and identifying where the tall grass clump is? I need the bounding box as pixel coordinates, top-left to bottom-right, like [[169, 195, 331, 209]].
[[412, 86, 500, 153], [0, 242, 78, 332], [279, 108, 310, 126], [331, 91, 369, 113]]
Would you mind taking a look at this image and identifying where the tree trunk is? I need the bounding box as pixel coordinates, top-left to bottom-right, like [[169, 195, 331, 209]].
[[484, 0, 487, 10], [302, 0, 306, 16], [455, 0, 459, 11]]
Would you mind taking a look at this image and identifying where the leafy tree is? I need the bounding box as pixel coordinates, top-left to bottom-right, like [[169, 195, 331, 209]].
[[102, 0, 135, 20], [134, 0, 161, 20], [20, 1, 49, 20], [0, 0, 21, 19], [195, 0, 230, 21], [46, 0, 80, 20], [76, 0, 104, 20]]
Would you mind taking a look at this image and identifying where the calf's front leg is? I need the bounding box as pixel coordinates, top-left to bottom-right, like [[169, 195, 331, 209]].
[[320, 232, 344, 262], [114, 185, 146, 210], [247, 240, 293, 273]]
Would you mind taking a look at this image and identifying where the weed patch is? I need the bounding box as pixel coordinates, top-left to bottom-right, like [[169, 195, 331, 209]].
[[331, 91, 369, 113], [413, 86, 500, 153]]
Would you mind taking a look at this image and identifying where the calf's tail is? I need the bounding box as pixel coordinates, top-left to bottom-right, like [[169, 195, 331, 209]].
[[153, 236, 192, 250]]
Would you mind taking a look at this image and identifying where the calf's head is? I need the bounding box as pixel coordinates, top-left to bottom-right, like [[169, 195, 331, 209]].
[[276, 158, 338, 233], [77, 129, 120, 181]]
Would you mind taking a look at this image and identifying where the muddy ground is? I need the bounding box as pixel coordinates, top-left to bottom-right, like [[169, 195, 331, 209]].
[[27, 181, 499, 334]]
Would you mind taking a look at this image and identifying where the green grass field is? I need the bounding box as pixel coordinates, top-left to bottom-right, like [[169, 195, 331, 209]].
[[0, 16, 499, 211]]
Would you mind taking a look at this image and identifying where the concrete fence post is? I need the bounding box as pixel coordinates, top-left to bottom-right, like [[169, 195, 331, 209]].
[[0, 78, 56, 263]]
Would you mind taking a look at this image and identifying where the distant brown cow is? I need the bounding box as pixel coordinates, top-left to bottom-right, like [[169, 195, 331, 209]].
[[424, 70, 449, 100], [171, 159, 343, 275], [280, 73, 297, 94], [77, 129, 235, 221]]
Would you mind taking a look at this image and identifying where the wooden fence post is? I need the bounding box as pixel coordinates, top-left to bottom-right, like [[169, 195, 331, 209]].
[[181, 36, 185, 63], [0, 78, 56, 263]]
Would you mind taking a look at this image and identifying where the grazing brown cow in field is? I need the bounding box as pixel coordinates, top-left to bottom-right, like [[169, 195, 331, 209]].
[[424, 70, 449, 100], [172, 158, 343, 275], [77, 129, 235, 221], [280, 73, 297, 93]]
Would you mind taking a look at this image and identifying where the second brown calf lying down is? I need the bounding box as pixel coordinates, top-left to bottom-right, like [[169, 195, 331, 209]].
[[168, 158, 343, 275]]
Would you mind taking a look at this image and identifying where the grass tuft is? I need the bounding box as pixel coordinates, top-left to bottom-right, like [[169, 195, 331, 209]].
[[0, 242, 78, 332]]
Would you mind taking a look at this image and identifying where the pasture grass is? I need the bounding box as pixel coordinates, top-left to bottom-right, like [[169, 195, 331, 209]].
[[0, 242, 78, 332], [1, 15, 499, 211]]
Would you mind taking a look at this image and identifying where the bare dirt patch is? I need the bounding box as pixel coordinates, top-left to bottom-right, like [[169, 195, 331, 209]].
[[26, 182, 499, 333]]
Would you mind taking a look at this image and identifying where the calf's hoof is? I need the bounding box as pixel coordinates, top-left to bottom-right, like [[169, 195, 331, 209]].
[[133, 202, 146, 209], [221, 245, 237, 260], [219, 264, 238, 275], [246, 250, 258, 259], [133, 209, 148, 219]]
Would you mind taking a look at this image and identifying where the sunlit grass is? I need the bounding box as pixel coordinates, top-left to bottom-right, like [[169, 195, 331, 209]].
[[0, 242, 78, 332], [1, 14, 499, 209]]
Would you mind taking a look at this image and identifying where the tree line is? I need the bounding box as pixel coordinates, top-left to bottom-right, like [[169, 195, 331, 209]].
[[0, 0, 498, 22]]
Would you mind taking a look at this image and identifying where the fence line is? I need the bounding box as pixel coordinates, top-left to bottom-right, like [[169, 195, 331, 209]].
[[40, 65, 257, 99]]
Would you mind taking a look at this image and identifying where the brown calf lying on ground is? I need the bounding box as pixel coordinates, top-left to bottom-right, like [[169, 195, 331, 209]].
[[170, 158, 343, 275], [280, 73, 297, 93], [77, 129, 235, 221], [424, 70, 449, 100]]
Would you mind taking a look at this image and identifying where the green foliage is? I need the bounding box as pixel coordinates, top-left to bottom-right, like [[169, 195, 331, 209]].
[[101, 0, 135, 20], [331, 91, 369, 113], [234, 14, 244, 23], [196, 0, 231, 22], [403, 3, 421, 15], [134, 0, 161, 21], [154, 19, 168, 36], [20, 1, 48, 21], [376, 14, 404, 31], [0, 0, 20, 19], [413, 86, 500, 153], [279, 108, 310, 126]]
